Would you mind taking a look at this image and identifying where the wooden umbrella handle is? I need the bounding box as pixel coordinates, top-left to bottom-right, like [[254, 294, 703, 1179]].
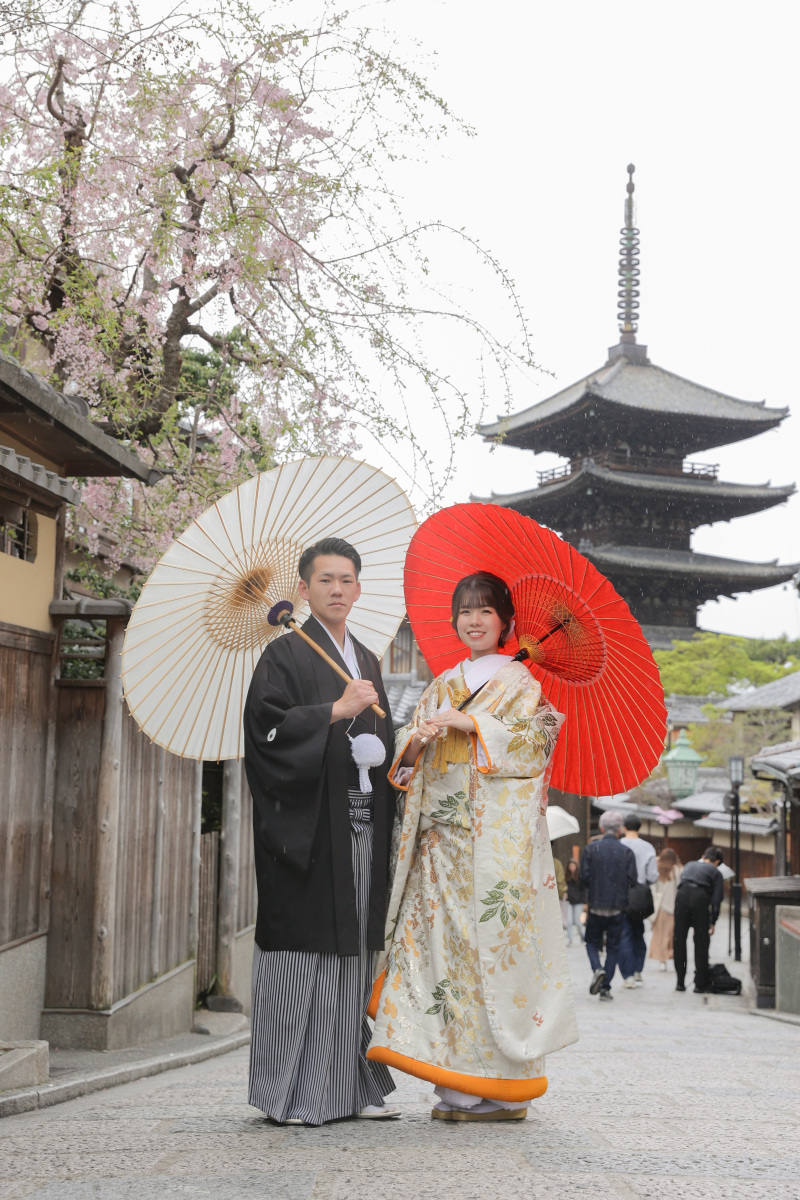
[[287, 618, 386, 719]]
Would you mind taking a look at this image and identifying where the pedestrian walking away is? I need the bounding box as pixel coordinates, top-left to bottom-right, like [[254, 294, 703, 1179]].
[[579, 810, 637, 1000], [622, 815, 658, 984], [673, 846, 725, 994], [243, 537, 399, 1126], [565, 858, 587, 944], [649, 848, 682, 971]]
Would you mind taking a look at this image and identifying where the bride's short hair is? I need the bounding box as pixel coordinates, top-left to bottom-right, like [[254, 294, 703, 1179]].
[[451, 572, 515, 645]]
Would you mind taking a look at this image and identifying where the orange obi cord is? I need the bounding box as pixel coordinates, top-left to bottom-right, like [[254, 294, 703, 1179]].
[[366, 1046, 548, 1103], [366, 971, 385, 1021]]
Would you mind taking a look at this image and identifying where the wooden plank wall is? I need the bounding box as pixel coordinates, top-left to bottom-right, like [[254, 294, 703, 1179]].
[[46, 682, 199, 1009], [237, 763, 257, 933], [113, 710, 197, 1003], [0, 625, 54, 947], [45, 681, 104, 1008]]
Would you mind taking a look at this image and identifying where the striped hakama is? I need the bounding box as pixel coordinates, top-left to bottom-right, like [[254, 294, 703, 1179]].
[[249, 789, 395, 1125]]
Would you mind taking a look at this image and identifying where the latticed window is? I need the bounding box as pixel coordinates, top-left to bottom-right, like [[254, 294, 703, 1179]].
[[0, 507, 36, 561]]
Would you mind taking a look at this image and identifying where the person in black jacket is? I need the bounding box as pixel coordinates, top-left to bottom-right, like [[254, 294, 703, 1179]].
[[673, 846, 725, 994], [243, 536, 398, 1125], [579, 811, 637, 1000]]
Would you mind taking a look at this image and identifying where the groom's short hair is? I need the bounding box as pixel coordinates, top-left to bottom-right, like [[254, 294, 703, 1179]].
[[298, 537, 362, 583]]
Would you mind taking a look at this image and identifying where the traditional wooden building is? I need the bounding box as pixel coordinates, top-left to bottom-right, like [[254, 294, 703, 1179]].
[[476, 166, 798, 650], [0, 351, 255, 1048]]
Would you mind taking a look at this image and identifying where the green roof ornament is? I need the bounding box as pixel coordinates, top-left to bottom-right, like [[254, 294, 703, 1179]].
[[663, 729, 704, 800]]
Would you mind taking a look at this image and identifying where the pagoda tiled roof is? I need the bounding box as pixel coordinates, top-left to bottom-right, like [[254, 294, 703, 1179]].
[[479, 357, 788, 443], [586, 544, 800, 585], [473, 462, 795, 517]]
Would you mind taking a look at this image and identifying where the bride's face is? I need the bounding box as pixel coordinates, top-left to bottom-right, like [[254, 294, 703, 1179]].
[[455, 604, 503, 657]]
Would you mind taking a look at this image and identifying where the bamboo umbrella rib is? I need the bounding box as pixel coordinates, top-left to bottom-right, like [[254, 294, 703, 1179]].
[[248, 472, 261, 570], [314, 476, 403, 538], [123, 598, 206, 641], [173, 634, 237, 757], [593, 659, 661, 762], [255, 460, 285, 548], [193, 512, 248, 575], [175, 639, 231, 759], [596, 670, 649, 780], [280, 457, 357, 542], [286, 460, 371, 544], [582, 679, 626, 793], [207, 642, 239, 764], [153, 557, 222, 578], [133, 579, 210, 590], [134, 635, 221, 738], [126, 619, 220, 719], [290, 460, 385, 537]]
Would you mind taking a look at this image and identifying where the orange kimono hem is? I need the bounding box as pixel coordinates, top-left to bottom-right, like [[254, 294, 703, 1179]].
[[367, 972, 384, 1020], [366, 1046, 548, 1103]]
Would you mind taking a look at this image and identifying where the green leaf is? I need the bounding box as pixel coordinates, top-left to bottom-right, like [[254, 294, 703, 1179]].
[[426, 1002, 443, 1015], [480, 907, 499, 922]]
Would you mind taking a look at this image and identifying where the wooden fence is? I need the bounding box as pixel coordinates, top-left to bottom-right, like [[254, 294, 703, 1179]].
[[0, 623, 55, 948], [45, 675, 201, 1009]]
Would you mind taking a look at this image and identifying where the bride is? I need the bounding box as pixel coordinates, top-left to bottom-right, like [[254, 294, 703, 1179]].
[[367, 572, 578, 1120]]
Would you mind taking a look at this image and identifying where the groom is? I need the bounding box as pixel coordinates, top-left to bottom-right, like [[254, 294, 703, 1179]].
[[243, 536, 398, 1125]]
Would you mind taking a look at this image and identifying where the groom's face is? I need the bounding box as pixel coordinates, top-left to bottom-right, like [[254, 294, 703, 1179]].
[[298, 554, 361, 625]]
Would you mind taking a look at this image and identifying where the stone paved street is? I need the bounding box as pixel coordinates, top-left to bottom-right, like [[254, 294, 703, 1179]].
[[2, 923, 800, 1200]]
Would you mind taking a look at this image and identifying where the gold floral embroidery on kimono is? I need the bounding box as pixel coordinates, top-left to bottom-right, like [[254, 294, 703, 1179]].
[[366, 660, 579, 1102]]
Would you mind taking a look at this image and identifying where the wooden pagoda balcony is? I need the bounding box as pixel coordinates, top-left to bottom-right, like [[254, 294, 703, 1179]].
[[537, 452, 719, 487]]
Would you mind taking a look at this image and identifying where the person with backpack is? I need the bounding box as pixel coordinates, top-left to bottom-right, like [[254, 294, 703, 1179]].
[[673, 846, 724, 994], [621, 816, 658, 984]]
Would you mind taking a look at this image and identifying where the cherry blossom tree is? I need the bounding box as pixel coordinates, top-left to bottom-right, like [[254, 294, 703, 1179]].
[[0, 0, 535, 571]]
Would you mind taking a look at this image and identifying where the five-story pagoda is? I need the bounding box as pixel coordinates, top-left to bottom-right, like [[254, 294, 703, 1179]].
[[475, 166, 798, 648]]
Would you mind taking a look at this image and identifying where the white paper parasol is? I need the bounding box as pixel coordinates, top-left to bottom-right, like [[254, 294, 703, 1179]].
[[546, 805, 581, 842], [121, 456, 416, 761]]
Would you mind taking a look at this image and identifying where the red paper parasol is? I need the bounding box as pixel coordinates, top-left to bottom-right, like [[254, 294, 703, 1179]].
[[405, 503, 667, 796]]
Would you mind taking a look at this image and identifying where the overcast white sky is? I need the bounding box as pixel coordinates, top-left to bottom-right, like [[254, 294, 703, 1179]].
[[64, 0, 800, 638], [353, 0, 800, 640]]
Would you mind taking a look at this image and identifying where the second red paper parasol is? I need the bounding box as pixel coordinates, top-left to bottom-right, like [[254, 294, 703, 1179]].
[[405, 503, 667, 797]]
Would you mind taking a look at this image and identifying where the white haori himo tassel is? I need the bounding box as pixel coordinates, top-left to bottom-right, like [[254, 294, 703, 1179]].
[[348, 733, 386, 794]]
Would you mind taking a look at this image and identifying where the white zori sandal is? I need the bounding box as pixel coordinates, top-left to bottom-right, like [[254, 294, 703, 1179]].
[[356, 1104, 402, 1119]]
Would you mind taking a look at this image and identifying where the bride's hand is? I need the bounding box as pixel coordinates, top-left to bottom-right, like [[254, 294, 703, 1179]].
[[432, 707, 474, 733], [416, 719, 442, 745]]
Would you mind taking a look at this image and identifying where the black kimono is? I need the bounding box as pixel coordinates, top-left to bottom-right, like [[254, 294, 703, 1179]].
[[243, 614, 396, 1124]]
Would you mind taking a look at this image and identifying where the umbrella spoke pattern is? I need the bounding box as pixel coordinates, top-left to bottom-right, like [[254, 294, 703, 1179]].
[[122, 456, 416, 761], [405, 503, 666, 796]]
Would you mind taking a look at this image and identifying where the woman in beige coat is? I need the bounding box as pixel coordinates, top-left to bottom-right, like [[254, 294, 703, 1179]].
[[649, 849, 682, 970]]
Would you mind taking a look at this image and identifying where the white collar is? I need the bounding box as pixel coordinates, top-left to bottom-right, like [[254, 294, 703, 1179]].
[[315, 617, 360, 680]]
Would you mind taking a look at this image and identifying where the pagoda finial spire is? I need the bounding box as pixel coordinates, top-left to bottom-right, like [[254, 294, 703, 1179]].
[[608, 163, 648, 363]]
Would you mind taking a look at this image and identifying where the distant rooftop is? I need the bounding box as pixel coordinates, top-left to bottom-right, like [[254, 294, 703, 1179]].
[[719, 672, 800, 713]]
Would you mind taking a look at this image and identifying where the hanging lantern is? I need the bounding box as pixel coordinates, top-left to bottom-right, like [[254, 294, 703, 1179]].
[[663, 729, 703, 800]]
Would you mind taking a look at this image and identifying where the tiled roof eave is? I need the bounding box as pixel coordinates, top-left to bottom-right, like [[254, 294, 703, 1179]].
[[587, 544, 800, 583], [472, 465, 795, 509], [0, 443, 81, 506], [478, 358, 789, 440]]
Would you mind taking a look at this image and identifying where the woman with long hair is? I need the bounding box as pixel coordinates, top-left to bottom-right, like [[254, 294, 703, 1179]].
[[367, 572, 578, 1120], [649, 848, 682, 970]]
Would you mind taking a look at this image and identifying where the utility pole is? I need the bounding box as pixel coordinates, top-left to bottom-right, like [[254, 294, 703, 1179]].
[[729, 756, 745, 963]]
